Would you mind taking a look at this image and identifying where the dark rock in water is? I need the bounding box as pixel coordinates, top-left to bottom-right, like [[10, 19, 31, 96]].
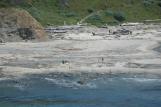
[[63, 74, 71, 78], [77, 80, 85, 85]]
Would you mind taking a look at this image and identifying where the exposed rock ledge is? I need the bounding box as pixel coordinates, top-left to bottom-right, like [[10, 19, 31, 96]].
[[0, 8, 47, 42]]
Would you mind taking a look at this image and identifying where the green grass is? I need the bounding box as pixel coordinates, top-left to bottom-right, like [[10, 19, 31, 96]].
[[1, 0, 161, 26]]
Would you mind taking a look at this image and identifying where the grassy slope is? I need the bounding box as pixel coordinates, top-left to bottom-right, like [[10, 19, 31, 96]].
[[1, 0, 161, 26]]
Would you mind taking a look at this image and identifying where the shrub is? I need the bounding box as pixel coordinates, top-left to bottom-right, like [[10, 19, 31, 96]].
[[0, 1, 8, 7], [86, 14, 103, 26], [113, 12, 126, 22], [87, 8, 94, 13], [65, 12, 77, 17], [158, 2, 161, 7], [88, 14, 102, 21], [107, 21, 119, 25], [27, 7, 41, 21], [143, 0, 154, 6], [105, 10, 114, 16]]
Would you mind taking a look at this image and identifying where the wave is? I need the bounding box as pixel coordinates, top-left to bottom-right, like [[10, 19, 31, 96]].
[[0, 77, 10, 81], [44, 78, 97, 89], [122, 77, 161, 82]]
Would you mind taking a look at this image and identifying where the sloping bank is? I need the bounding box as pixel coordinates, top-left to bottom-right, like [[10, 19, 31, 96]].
[[0, 8, 47, 42]]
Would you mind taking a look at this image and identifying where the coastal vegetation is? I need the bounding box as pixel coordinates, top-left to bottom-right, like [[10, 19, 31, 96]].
[[0, 0, 161, 26]]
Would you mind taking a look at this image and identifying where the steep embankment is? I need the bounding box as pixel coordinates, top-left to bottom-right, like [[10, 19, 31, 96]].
[[18, 0, 161, 26], [0, 8, 47, 42]]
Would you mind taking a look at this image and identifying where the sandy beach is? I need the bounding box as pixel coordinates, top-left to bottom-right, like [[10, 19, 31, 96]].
[[0, 23, 161, 78]]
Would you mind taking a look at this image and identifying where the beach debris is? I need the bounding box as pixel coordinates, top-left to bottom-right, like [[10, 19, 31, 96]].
[[113, 29, 132, 35], [121, 23, 143, 26], [50, 34, 64, 39], [45, 25, 82, 33]]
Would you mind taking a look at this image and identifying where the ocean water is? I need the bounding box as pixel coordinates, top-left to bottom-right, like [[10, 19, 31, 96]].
[[0, 73, 161, 107]]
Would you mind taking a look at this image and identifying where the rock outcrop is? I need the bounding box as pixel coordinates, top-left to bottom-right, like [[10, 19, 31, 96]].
[[0, 8, 47, 42]]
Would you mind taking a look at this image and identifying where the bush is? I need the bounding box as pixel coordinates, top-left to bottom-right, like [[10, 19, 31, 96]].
[[86, 14, 103, 26], [158, 2, 161, 7], [113, 12, 126, 22], [0, 1, 8, 7], [105, 10, 114, 16], [143, 0, 154, 6], [107, 21, 119, 25], [87, 8, 94, 13], [64, 12, 77, 17], [88, 14, 102, 21], [27, 7, 41, 21]]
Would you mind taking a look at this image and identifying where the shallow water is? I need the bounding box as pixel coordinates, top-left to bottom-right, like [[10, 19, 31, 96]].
[[0, 73, 161, 107]]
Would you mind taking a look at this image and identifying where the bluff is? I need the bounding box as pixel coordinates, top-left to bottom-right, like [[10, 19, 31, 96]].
[[0, 8, 47, 42]]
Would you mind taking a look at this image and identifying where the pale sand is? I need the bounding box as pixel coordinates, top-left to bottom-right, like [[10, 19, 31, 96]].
[[0, 23, 161, 78]]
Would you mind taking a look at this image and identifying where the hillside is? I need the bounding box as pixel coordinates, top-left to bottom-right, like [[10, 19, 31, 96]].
[[0, 8, 47, 42], [1, 0, 161, 26]]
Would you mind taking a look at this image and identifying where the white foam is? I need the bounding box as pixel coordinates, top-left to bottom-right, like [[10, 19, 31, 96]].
[[13, 84, 25, 90], [45, 78, 96, 89], [122, 77, 161, 82], [0, 77, 10, 81]]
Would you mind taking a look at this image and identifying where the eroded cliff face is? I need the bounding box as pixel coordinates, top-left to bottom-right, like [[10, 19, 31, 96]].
[[0, 8, 47, 42]]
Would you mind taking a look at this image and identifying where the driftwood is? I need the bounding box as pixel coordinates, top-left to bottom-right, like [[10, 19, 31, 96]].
[[112, 29, 132, 35]]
